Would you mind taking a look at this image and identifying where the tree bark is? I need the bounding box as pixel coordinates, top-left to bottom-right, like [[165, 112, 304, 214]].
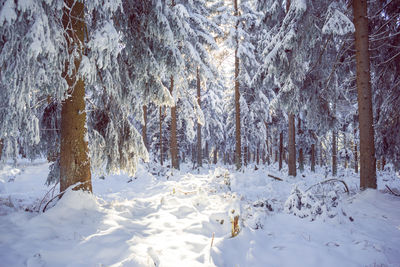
[[196, 67, 202, 167], [213, 147, 217, 164], [298, 119, 304, 172], [353, 115, 358, 173], [256, 147, 259, 165], [279, 131, 283, 171], [319, 141, 323, 167], [288, 113, 296, 176], [159, 106, 163, 166], [332, 130, 337, 176], [234, 0, 241, 170], [311, 144, 315, 172], [353, 0, 376, 189], [142, 105, 148, 151], [244, 146, 248, 166], [169, 76, 179, 169], [205, 141, 209, 163], [343, 131, 348, 169], [60, 0, 91, 193], [0, 139, 3, 161]]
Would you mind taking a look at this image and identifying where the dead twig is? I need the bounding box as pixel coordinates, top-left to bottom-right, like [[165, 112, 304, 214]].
[[385, 185, 400, 197], [268, 174, 283, 181]]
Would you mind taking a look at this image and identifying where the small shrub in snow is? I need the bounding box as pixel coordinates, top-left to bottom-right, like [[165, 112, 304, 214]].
[[284, 186, 351, 222]]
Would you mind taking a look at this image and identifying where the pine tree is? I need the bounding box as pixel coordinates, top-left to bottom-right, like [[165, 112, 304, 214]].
[[353, 0, 376, 189]]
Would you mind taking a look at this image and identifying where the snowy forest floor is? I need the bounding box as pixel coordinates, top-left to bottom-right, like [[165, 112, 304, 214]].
[[0, 159, 400, 267]]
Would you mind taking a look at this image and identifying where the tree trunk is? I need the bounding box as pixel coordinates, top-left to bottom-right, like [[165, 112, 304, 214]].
[[196, 67, 202, 167], [298, 119, 304, 172], [256, 147, 259, 165], [0, 139, 3, 161], [279, 131, 283, 171], [332, 130, 337, 176], [343, 132, 347, 169], [288, 113, 296, 176], [353, 0, 376, 189], [234, 0, 241, 170], [159, 106, 163, 166], [381, 156, 386, 171], [319, 141, 323, 167], [311, 144, 315, 172], [60, 0, 91, 193], [244, 146, 248, 166], [205, 141, 209, 163], [213, 147, 217, 164], [142, 105, 148, 150], [169, 76, 179, 169], [354, 116, 358, 173]]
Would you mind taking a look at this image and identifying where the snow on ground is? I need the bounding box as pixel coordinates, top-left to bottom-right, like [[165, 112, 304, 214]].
[[0, 159, 399, 267]]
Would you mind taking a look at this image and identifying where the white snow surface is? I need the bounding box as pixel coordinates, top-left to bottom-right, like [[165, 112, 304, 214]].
[[0, 160, 399, 267]]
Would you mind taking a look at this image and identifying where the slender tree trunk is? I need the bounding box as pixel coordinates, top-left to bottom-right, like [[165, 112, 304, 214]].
[[60, 0, 91, 193], [288, 113, 296, 176], [275, 135, 278, 163], [244, 146, 248, 166], [279, 131, 283, 171], [353, 0, 376, 189], [196, 68, 202, 167], [343, 132, 347, 169], [234, 0, 241, 170], [169, 76, 179, 169], [205, 141, 209, 163], [298, 119, 304, 172], [311, 144, 315, 172], [381, 157, 385, 171], [319, 141, 323, 167], [213, 147, 217, 164], [354, 116, 358, 173], [256, 147, 259, 165], [159, 106, 163, 166], [332, 130, 337, 176], [142, 105, 148, 150], [0, 139, 3, 161]]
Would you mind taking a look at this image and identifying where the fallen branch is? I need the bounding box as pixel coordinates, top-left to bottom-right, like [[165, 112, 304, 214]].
[[305, 179, 349, 195], [38, 181, 59, 212], [385, 185, 400, 197], [268, 174, 283, 181]]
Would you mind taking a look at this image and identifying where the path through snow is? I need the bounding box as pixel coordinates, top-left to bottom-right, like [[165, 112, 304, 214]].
[[0, 161, 399, 266]]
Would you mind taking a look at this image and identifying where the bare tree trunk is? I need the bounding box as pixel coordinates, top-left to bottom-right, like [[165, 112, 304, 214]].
[[142, 105, 148, 150], [256, 147, 260, 165], [205, 141, 209, 163], [343, 132, 347, 169], [288, 113, 296, 176], [353, 0, 376, 189], [279, 131, 283, 171], [298, 118, 304, 172], [275, 135, 278, 163], [311, 144, 315, 172], [332, 130, 337, 176], [381, 157, 385, 171], [159, 106, 163, 166], [213, 147, 217, 164], [234, 0, 241, 170], [196, 68, 202, 167], [60, 0, 92, 193], [319, 141, 323, 167], [354, 116, 358, 173], [0, 139, 3, 161], [244, 146, 248, 166], [169, 76, 179, 169]]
